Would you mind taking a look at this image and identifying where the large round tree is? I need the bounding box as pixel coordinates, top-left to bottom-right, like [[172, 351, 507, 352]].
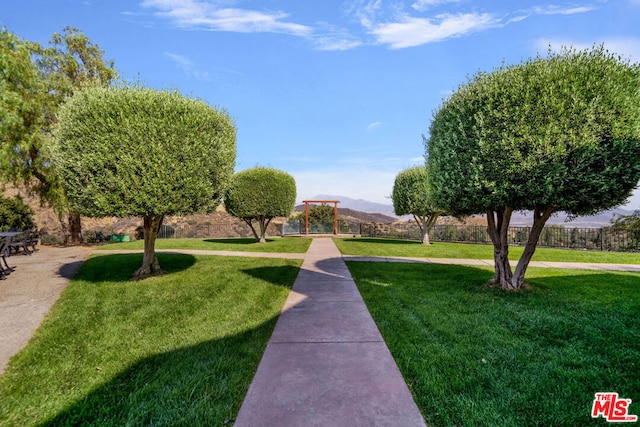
[[427, 46, 640, 290], [54, 86, 236, 278], [392, 166, 441, 245], [225, 167, 296, 243]]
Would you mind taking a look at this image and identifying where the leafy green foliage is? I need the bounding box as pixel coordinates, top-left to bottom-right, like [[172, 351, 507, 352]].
[[0, 195, 34, 230], [225, 167, 296, 242], [427, 46, 640, 288], [392, 166, 437, 216], [0, 27, 117, 210], [0, 29, 47, 186], [428, 46, 640, 217], [392, 166, 441, 244], [54, 86, 236, 218]]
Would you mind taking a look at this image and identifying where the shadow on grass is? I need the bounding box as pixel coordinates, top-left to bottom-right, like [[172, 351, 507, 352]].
[[241, 265, 301, 287], [71, 253, 197, 283], [203, 238, 275, 245], [341, 237, 423, 245], [38, 320, 276, 426]]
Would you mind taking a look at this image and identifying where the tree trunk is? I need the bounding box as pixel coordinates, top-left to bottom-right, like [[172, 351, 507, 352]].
[[243, 218, 260, 242], [414, 213, 440, 245], [512, 206, 554, 288], [257, 217, 273, 244], [67, 211, 83, 244], [486, 207, 515, 290], [132, 215, 165, 279]]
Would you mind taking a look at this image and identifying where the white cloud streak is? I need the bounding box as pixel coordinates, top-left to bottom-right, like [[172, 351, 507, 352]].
[[366, 121, 382, 131], [368, 12, 498, 49], [411, 0, 463, 12], [142, 0, 312, 36], [531, 5, 596, 15], [164, 52, 209, 80]]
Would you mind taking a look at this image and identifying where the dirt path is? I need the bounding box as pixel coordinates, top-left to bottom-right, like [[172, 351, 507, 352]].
[[0, 245, 93, 374]]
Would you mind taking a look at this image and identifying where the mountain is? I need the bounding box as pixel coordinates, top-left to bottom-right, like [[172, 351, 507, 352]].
[[309, 194, 397, 217], [308, 194, 636, 227], [510, 208, 636, 228], [293, 204, 397, 224]]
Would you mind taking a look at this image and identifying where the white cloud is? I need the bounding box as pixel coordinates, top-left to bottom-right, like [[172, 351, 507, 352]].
[[369, 12, 498, 48], [411, 0, 463, 12], [141, 0, 312, 36], [164, 52, 209, 80], [531, 5, 596, 15], [366, 121, 382, 131]]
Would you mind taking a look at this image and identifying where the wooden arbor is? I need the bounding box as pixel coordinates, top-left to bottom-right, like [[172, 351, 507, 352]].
[[302, 200, 340, 235]]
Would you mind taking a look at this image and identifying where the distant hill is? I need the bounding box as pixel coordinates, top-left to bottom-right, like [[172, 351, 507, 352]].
[[309, 194, 398, 217], [510, 208, 636, 228], [307, 194, 636, 227], [294, 204, 396, 224]]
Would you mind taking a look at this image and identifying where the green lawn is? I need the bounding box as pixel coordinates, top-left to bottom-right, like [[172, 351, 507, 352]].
[[347, 261, 640, 426], [335, 238, 640, 264], [99, 237, 312, 253], [0, 253, 301, 426]]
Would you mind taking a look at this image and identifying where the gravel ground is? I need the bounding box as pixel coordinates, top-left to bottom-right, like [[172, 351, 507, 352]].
[[0, 245, 93, 374]]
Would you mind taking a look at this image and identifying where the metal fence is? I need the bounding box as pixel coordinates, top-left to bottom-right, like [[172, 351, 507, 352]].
[[282, 219, 360, 235], [359, 222, 640, 252], [88, 218, 639, 252]]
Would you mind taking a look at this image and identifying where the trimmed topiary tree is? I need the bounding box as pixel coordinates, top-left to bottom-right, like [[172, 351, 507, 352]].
[[427, 46, 640, 290], [392, 166, 441, 245], [54, 85, 236, 278], [225, 167, 296, 243]]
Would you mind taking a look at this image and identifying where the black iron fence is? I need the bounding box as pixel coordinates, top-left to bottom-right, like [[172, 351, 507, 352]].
[[85, 218, 639, 252], [359, 222, 640, 252]]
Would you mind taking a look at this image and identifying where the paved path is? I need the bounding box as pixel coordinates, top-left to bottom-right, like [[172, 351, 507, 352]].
[[234, 238, 426, 426], [0, 245, 93, 374]]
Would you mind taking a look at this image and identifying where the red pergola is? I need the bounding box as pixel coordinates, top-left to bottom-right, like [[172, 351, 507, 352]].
[[302, 200, 340, 235]]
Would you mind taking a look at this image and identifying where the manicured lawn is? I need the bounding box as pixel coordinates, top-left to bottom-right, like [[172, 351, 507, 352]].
[[99, 237, 312, 253], [347, 261, 640, 426], [335, 238, 640, 264], [0, 253, 301, 426]]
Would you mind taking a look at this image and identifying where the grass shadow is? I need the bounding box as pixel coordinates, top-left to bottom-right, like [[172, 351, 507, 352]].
[[37, 320, 277, 426], [75, 253, 197, 283], [241, 264, 301, 287], [202, 238, 275, 245], [340, 237, 422, 245]]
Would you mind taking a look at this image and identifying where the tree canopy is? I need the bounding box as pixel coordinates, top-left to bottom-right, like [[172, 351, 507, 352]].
[[54, 85, 236, 277], [427, 46, 640, 289], [0, 27, 117, 242], [392, 166, 441, 244], [225, 167, 296, 243]]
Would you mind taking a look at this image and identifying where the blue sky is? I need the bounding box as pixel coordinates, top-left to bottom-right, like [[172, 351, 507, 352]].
[[2, 0, 640, 208]]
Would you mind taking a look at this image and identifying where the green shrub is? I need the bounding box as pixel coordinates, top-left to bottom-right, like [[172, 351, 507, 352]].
[[0, 195, 34, 230]]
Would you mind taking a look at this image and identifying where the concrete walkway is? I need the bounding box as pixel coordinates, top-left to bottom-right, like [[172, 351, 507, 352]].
[[234, 238, 427, 426], [0, 245, 93, 374]]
